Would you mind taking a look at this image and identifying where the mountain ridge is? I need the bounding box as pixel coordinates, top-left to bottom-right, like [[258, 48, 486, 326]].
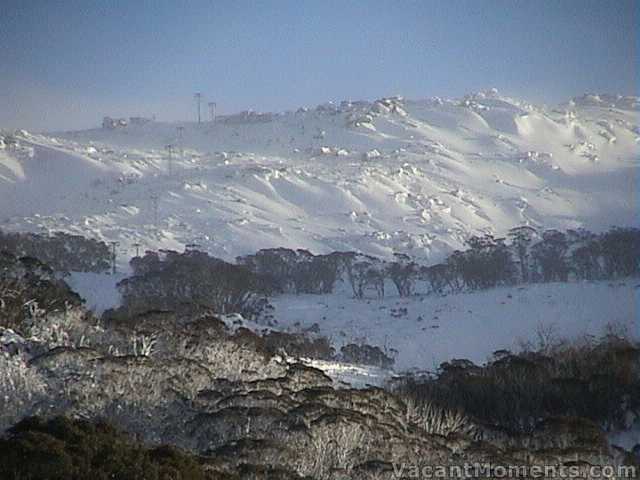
[[1, 90, 638, 264]]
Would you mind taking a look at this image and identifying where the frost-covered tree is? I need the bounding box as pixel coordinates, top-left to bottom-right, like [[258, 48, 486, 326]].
[[0, 251, 82, 334]]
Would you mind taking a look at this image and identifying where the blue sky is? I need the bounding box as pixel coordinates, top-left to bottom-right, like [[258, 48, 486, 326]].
[[1, 0, 637, 131]]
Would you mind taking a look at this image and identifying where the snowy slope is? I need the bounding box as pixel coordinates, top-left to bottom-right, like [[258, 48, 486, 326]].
[[1, 90, 638, 266], [2, 92, 639, 379], [65, 269, 640, 377], [271, 280, 639, 372]]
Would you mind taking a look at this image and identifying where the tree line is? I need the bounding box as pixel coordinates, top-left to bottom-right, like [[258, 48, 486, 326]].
[[238, 226, 640, 299], [0, 230, 111, 273], [114, 249, 270, 320], [434, 226, 640, 294], [124, 225, 638, 319], [2, 225, 638, 323]]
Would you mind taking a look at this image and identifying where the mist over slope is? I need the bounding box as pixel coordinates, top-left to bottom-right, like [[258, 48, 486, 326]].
[[1, 90, 638, 263]]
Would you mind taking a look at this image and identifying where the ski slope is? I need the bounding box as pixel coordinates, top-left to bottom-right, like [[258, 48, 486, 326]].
[[2, 91, 639, 377], [1, 91, 638, 265]]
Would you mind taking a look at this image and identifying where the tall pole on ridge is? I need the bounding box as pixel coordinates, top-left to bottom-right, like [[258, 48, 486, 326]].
[[194, 93, 202, 124]]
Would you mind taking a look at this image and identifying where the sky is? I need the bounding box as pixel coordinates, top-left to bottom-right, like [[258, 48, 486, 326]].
[[0, 0, 638, 131]]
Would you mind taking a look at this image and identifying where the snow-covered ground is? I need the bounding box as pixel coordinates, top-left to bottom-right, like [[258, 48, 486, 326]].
[[272, 280, 640, 372], [1, 90, 639, 374], [64, 269, 639, 374], [66, 271, 126, 314], [1, 91, 638, 265]]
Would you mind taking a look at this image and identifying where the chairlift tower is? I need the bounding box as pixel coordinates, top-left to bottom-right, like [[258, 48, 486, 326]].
[[165, 144, 174, 176], [194, 93, 203, 124]]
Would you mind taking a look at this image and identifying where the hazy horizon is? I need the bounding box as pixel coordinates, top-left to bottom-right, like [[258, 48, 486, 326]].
[[1, 0, 638, 132]]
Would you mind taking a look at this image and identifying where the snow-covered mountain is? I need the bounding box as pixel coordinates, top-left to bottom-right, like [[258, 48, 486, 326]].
[[1, 90, 638, 264]]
